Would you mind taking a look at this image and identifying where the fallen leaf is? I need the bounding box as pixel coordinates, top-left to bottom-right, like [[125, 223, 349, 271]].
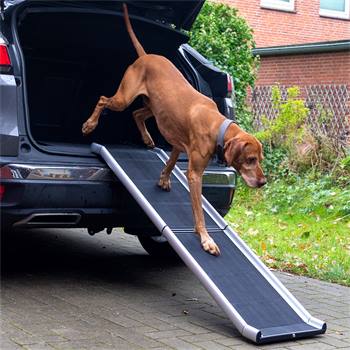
[[266, 257, 276, 264], [299, 243, 310, 250], [247, 228, 259, 236]]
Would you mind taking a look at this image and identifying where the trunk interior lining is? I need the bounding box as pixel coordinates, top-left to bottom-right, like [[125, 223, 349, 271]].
[[17, 9, 190, 152]]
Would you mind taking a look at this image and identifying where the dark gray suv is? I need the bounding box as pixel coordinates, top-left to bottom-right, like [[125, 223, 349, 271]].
[[0, 0, 236, 255]]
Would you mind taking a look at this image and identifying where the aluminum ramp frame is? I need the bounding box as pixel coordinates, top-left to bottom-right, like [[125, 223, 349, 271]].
[[91, 143, 326, 344]]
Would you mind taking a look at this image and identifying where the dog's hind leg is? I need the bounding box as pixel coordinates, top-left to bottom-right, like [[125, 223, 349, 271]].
[[132, 107, 155, 148], [82, 64, 147, 135], [158, 148, 180, 191]]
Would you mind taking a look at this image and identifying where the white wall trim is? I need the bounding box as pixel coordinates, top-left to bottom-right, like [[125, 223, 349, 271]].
[[260, 0, 295, 12], [319, 0, 350, 20]]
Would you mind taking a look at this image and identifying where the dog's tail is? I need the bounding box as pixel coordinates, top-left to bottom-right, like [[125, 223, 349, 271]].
[[123, 3, 146, 57]]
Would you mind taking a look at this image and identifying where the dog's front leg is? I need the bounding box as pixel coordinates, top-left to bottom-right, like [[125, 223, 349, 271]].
[[187, 160, 220, 256], [158, 148, 180, 191]]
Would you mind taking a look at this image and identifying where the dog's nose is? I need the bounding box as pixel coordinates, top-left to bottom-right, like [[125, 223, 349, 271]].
[[257, 178, 267, 187]]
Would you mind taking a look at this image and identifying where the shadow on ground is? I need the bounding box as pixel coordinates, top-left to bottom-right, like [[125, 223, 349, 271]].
[[1, 228, 184, 285]]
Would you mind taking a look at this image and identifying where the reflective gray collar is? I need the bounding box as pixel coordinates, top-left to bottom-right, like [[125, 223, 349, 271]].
[[216, 119, 234, 165]]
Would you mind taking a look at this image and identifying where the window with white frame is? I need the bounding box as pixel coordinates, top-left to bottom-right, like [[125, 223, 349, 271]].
[[320, 0, 350, 19], [260, 0, 295, 12]]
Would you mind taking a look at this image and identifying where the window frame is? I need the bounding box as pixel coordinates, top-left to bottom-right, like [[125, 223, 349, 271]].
[[319, 0, 350, 20], [260, 0, 295, 12]]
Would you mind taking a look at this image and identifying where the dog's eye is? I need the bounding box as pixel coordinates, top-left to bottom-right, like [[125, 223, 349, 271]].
[[246, 157, 257, 165]]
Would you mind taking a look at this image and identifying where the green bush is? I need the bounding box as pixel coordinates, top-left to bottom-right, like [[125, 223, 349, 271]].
[[256, 86, 309, 150], [255, 86, 350, 182], [189, 1, 258, 125], [254, 86, 309, 177]]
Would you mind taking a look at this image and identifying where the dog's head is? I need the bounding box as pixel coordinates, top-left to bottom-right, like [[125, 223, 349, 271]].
[[224, 133, 266, 188]]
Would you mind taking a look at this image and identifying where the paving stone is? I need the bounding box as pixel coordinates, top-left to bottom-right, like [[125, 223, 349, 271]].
[[93, 335, 144, 350], [195, 340, 231, 349], [326, 332, 350, 341], [180, 331, 226, 343], [228, 343, 259, 349], [155, 315, 212, 334], [214, 336, 246, 346], [2, 228, 350, 350], [109, 328, 164, 348], [264, 348, 295, 350], [0, 339, 25, 350], [329, 317, 350, 327], [320, 336, 350, 348], [286, 343, 336, 349], [157, 337, 204, 349], [129, 325, 158, 334], [146, 329, 192, 339], [22, 343, 56, 350]]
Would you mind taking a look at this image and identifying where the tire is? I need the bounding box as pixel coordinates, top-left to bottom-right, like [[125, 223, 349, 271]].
[[137, 235, 179, 259]]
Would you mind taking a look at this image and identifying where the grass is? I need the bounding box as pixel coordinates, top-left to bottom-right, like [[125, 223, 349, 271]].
[[226, 175, 350, 286]]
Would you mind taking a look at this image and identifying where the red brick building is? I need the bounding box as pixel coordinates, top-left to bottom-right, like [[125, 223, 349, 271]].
[[222, 0, 349, 86], [221, 0, 350, 143]]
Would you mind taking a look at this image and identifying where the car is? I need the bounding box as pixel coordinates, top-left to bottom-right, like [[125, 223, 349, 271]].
[[0, 0, 237, 256]]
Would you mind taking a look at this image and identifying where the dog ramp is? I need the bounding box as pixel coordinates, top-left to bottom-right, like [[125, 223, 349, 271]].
[[91, 143, 326, 344]]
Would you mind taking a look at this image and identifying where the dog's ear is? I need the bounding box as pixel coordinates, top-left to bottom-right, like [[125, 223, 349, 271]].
[[224, 137, 247, 166]]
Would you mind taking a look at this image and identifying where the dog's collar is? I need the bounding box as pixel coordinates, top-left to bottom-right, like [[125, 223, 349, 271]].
[[216, 119, 235, 165]]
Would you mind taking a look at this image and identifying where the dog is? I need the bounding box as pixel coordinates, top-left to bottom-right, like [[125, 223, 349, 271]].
[[82, 4, 266, 256]]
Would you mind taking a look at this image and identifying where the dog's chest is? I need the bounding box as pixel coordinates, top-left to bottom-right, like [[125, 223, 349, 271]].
[[152, 113, 187, 151]]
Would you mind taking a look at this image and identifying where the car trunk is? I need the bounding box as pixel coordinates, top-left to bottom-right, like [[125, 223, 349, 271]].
[[16, 6, 192, 154]]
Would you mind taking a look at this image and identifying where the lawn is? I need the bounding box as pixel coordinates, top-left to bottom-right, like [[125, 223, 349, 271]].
[[226, 175, 350, 286]]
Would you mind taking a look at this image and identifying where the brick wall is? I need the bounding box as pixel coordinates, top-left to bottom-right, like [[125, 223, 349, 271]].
[[221, 0, 350, 47], [255, 51, 350, 86]]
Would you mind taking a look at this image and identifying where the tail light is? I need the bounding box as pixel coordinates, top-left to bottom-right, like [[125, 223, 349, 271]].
[[0, 165, 13, 202], [227, 74, 233, 98], [0, 43, 11, 72], [0, 184, 5, 201]]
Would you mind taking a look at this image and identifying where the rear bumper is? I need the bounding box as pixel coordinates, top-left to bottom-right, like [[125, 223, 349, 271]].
[[1, 163, 236, 228]]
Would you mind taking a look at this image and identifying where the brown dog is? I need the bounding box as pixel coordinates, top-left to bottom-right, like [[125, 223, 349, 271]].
[[82, 4, 266, 256]]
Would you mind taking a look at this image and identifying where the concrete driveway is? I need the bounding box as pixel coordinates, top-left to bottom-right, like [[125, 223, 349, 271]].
[[1, 228, 349, 349]]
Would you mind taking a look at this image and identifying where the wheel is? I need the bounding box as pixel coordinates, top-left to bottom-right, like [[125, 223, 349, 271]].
[[137, 235, 178, 259]]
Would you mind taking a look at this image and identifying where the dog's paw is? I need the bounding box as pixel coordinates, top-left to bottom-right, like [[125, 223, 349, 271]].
[[201, 238, 220, 256], [157, 177, 171, 191], [82, 120, 98, 135], [143, 135, 155, 149]]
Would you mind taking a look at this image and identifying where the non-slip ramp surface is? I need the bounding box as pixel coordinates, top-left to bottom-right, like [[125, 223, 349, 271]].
[[105, 147, 218, 230], [92, 143, 326, 344], [177, 231, 322, 339]]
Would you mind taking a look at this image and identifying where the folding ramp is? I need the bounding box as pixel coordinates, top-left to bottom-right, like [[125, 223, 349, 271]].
[[91, 143, 326, 344]]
